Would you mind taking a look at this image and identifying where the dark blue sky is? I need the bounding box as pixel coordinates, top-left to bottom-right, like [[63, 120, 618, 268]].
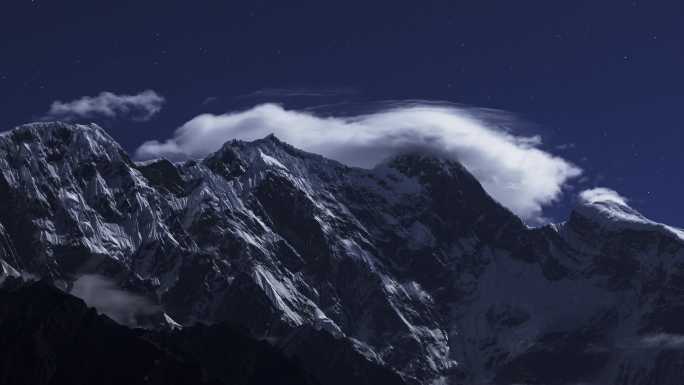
[[1, 0, 682, 225]]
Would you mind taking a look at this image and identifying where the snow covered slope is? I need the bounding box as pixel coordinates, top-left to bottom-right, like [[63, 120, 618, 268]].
[[0, 122, 683, 385]]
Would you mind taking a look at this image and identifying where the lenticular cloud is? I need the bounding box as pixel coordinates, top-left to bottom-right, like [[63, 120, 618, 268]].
[[135, 102, 582, 222]]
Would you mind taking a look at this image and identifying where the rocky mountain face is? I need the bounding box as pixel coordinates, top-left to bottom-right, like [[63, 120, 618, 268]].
[[0, 122, 683, 384]]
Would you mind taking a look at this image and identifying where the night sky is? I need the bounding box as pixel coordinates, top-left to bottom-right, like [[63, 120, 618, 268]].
[[1, 0, 682, 225]]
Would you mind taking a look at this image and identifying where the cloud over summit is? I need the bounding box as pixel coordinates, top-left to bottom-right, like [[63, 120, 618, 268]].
[[136, 102, 582, 222], [579, 187, 629, 206]]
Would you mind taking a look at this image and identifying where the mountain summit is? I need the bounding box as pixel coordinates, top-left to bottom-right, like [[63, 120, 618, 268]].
[[1, 122, 683, 385]]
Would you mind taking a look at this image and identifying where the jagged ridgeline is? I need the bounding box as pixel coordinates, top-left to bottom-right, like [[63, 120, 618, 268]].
[[1, 122, 684, 385]]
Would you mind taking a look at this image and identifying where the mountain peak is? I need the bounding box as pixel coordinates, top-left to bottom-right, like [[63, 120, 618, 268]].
[[7, 121, 111, 140], [570, 188, 684, 241], [245, 134, 317, 158], [210, 134, 292, 156], [205, 134, 346, 180], [575, 195, 648, 226], [381, 152, 468, 178], [2, 121, 122, 157], [262, 132, 281, 142]]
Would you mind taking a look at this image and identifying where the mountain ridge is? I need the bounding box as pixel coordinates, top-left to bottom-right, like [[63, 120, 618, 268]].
[[1, 121, 683, 385]]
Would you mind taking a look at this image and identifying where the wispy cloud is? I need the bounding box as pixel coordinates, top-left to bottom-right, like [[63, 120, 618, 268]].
[[44, 90, 165, 122], [639, 333, 684, 349], [239, 87, 358, 100], [70, 274, 159, 326], [579, 187, 628, 206], [136, 102, 581, 222], [617, 333, 684, 351]]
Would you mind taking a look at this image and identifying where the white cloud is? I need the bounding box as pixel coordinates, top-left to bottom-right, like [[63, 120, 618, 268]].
[[579, 187, 628, 206], [45, 90, 165, 121], [71, 274, 159, 326], [136, 103, 582, 222]]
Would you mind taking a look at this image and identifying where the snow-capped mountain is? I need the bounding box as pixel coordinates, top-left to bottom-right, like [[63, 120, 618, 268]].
[[1, 122, 683, 385]]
